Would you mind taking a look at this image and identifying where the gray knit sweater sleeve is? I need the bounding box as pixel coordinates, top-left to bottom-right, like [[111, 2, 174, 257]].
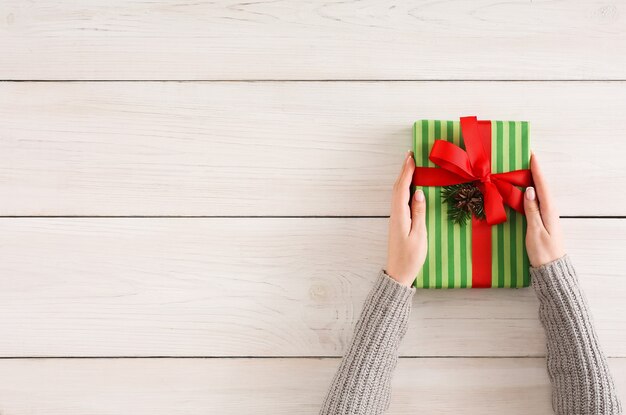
[[531, 255, 622, 415], [319, 270, 414, 415]]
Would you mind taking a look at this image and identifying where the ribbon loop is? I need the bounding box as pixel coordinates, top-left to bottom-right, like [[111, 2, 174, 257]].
[[428, 140, 475, 180]]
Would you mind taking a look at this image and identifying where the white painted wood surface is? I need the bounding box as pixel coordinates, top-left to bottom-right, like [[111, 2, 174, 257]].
[[1, 0, 625, 413], [0, 358, 625, 414], [0, 218, 624, 357], [1, 82, 625, 216], [1, 1, 625, 80]]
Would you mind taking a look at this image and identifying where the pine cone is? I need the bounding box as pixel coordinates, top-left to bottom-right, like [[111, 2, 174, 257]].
[[441, 183, 486, 225]]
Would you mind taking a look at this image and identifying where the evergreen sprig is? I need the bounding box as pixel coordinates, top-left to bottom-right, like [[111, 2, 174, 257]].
[[441, 183, 486, 226]]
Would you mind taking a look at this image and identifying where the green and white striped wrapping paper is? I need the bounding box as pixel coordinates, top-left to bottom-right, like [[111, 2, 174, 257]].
[[412, 120, 531, 288]]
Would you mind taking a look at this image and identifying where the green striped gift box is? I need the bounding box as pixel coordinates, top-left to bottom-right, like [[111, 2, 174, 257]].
[[412, 119, 531, 288]]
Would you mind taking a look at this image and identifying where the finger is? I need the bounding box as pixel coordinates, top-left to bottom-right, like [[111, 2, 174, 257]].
[[523, 186, 546, 233], [397, 150, 412, 177], [410, 189, 427, 235], [530, 153, 552, 208], [391, 152, 415, 216], [397, 151, 415, 191], [530, 153, 559, 232]]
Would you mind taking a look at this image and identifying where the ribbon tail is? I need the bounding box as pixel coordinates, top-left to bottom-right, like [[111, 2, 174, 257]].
[[493, 179, 526, 214], [479, 181, 507, 225]]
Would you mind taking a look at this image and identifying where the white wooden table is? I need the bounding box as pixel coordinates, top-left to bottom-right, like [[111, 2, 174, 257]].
[[0, 1, 625, 413]]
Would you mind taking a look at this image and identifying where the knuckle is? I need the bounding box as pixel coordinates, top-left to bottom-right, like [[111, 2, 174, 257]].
[[413, 209, 426, 219], [526, 203, 541, 214]]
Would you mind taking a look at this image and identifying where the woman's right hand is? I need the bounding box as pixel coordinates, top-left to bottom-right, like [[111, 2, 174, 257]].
[[523, 154, 566, 267]]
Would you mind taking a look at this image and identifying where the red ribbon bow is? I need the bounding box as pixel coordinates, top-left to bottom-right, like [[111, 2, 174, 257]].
[[412, 116, 532, 225], [412, 116, 532, 287]]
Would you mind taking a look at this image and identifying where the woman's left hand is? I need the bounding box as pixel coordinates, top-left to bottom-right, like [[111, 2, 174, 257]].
[[385, 152, 428, 286]]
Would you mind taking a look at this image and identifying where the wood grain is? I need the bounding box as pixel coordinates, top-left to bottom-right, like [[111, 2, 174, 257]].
[[0, 217, 624, 357], [1, 1, 625, 80], [2, 1, 625, 412], [1, 81, 625, 216], [0, 357, 625, 414]]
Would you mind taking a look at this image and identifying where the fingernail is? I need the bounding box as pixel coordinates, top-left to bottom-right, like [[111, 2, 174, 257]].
[[525, 186, 536, 201], [414, 189, 425, 202]]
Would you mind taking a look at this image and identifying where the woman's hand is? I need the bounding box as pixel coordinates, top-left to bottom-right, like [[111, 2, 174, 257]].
[[523, 154, 566, 267], [385, 152, 428, 286]]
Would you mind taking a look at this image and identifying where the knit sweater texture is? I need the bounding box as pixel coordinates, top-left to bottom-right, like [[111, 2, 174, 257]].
[[319, 255, 622, 414]]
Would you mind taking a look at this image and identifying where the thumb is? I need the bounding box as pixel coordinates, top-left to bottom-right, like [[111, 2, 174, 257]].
[[524, 187, 545, 231], [410, 189, 427, 234]]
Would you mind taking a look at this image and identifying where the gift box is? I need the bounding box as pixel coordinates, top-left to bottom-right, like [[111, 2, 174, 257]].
[[412, 116, 531, 288]]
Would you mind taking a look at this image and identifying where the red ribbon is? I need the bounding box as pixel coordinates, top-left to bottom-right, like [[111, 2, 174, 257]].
[[412, 116, 532, 287]]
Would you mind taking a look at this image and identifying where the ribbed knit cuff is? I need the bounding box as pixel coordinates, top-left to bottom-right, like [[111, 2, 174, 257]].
[[378, 270, 416, 304], [530, 254, 578, 291]]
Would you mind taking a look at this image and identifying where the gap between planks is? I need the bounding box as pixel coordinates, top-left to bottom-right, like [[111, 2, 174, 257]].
[[0, 216, 623, 219], [2, 80, 626, 82], [2, 356, 612, 360]]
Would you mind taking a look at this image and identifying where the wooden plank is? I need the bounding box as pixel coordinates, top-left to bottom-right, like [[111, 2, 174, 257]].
[[1, 357, 625, 414], [1, 1, 625, 80], [0, 218, 624, 357], [1, 82, 625, 216]]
